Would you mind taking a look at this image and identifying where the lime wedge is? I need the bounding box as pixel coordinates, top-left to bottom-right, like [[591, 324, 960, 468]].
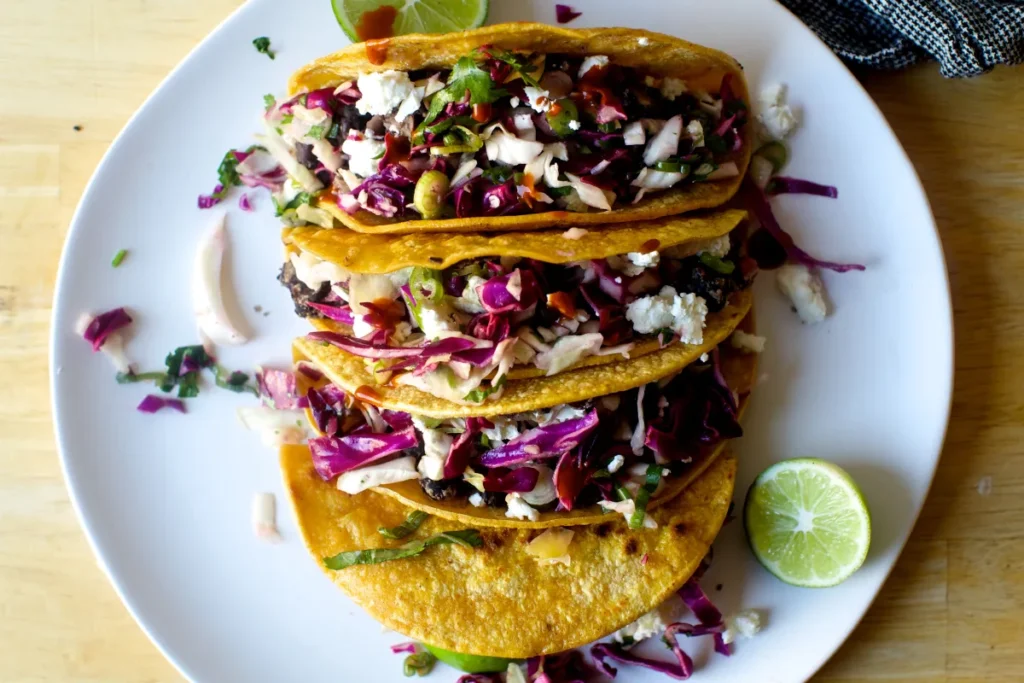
[[422, 644, 510, 673], [744, 458, 871, 588], [332, 0, 490, 42]]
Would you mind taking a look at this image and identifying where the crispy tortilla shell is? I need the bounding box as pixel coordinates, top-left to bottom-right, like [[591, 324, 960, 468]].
[[293, 288, 751, 418], [379, 331, 755, 527], [293, 312, 756, 528], [288, 24, 751, 234], [284, 209, 745, 274], [280, 444, 736, 658]]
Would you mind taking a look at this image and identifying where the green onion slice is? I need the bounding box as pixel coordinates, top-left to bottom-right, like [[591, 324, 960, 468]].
[[403, 652, 436, 677], [628, 465, 663, 529], [698, 253, 736, 274]]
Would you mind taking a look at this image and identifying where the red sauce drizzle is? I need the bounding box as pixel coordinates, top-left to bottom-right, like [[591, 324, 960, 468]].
[[356, 5, 398, 41], [354, 385, 384, 407], [546, 292, 577, 319], [361, 297, 406, 330], [365, 38, 391, 66]]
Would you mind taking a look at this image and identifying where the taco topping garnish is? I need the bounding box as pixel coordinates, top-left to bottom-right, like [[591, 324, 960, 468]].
[[303, 353, 741, 519], [281, 232, 754, 403], [260, 47, 747, 221], [322, 528, 483, 569]]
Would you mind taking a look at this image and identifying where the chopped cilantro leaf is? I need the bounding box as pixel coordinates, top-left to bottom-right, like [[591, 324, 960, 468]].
[[263, 94, 276, 112], [463, 374, 506, 403], [422, 55, 505, 126], [160, 345, 214, 395], [272, 191, 312, 217], [213, 152, 242, 199], [176, 372, 200, 398], [214, 366, 258, 396], [482, 48, 541, 88], [252, 36, 275, 60], [211, 144, 262, 200], [306, 124, 325, 140], [480, 165, 515, 184]]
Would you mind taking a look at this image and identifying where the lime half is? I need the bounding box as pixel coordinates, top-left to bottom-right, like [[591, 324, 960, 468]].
[[422, 644, 510, 674], [744, 458, 871, 588], [332, 0, 490, 42]]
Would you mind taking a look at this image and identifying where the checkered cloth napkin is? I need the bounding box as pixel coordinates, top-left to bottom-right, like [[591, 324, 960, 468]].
[[780, 0, 1024, 77]]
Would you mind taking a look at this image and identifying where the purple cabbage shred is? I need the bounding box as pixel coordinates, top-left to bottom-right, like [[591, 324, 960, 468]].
[[137, 395, 186, 414]]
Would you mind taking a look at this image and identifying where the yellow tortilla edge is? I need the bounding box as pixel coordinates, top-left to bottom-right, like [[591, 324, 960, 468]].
[[279, 443, 737, 657], [284, 209, 746, 274], [293, 288, 752, 418], [287, 23, 751, 234]]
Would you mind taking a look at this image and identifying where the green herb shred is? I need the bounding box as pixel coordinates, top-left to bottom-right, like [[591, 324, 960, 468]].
[[422, 56, 505, 127], [111, 249, 127, 268], [482, 48, 541, 87], [252, 36, 275, 59], [214, 366, 258, 396], [378, 510, 429, 540], [403, 652, 436, 677], [698, 252, 735, 275], [463, 375, 506, 403], [115, 370, 166, 385], [322, 529, 483, 570], [628, 465, 664, 529]]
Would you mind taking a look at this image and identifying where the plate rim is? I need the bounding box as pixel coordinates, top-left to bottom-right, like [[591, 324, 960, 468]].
[[48, 1, 955, 681]]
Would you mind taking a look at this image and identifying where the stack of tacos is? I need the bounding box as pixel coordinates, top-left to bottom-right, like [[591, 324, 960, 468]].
[[271, 24, 762, 675]]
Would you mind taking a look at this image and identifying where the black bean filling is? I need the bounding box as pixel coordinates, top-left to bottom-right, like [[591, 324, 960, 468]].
[[278, 261, 330, 318]]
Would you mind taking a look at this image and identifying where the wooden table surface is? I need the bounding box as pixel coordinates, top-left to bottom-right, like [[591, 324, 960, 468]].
[[2, 2, 1022, 681]]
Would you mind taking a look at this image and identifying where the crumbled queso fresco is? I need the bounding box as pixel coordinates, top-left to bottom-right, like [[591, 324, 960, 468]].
[[625, 286, 709, 343]]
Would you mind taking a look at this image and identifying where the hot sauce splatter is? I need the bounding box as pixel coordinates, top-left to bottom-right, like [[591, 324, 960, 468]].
[[354, 385, 384, 407], [365, 38, 391, 65], [356, 5, 398, 40]]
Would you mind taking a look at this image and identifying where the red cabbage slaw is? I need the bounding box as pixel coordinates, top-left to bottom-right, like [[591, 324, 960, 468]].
[[136, 394, 186, 414], [198, 146, 286, 210], [80, 307, 132, 352], [261, 46, 747, 221], [310, 426, 418, 479], [746, 180, 863, 273], [589, 577, 732, 680], [554, 4, 582, 24], [290, 237, 752, 402], [303, 355, 741, 514]]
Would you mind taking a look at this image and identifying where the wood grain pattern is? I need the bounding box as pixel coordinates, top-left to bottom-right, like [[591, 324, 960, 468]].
[[1, 3, 1021, 681]]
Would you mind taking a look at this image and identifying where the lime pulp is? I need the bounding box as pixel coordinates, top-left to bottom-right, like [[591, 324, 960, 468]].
[[332, 0, 490, 42], [744, 458, 871, 588]]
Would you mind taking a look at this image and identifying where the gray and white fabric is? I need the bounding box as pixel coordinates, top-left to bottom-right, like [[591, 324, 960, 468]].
[[780, 0, 1024, 77]]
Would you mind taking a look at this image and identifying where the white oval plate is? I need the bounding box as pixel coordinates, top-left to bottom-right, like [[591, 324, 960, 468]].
[[50, 0, 952, 681]]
